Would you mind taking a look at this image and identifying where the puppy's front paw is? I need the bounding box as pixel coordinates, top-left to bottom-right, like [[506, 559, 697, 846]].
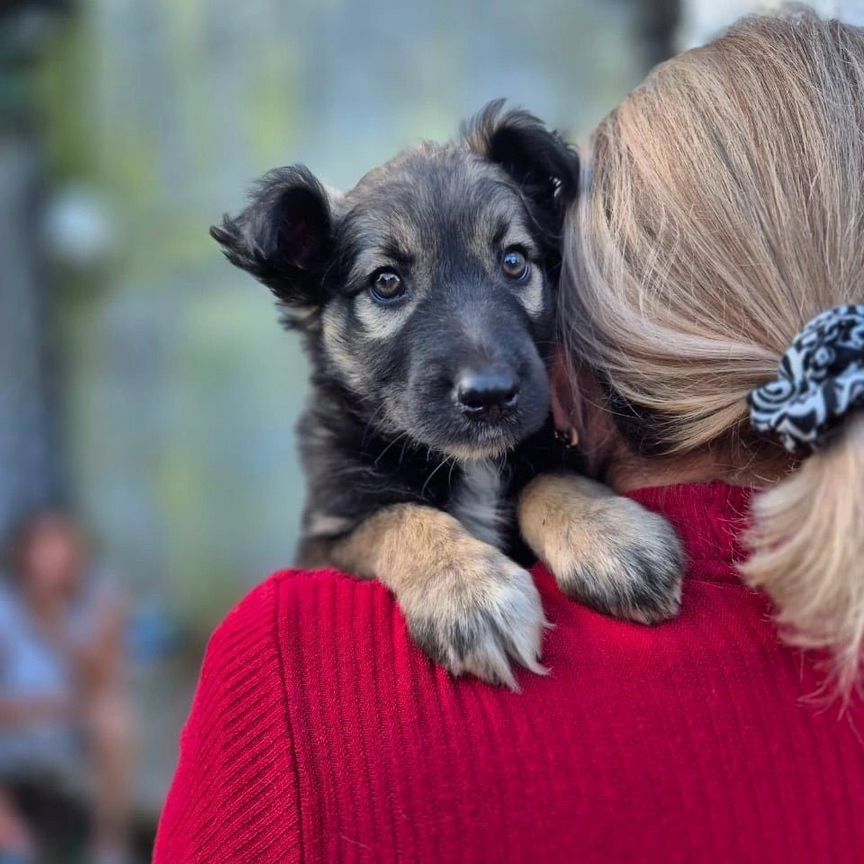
[[330, 504, 548, 689], [520, 475, 684, 625], [553, 498, 683, 624], [400, 548, 548, 690]]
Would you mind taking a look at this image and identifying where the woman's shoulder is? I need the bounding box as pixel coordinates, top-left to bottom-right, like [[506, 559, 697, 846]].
[[196, 567, 398, 724], [208, 558, 776, 722], [212, 567, 389, 655], [207, 566, 408, 704], [156, 571, 338, 862]]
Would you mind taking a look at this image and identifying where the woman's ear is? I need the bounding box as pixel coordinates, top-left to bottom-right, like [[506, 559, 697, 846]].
[[551, 349, 626, 478], [211, 165, 334, 328], [551, 350, 580, 448]]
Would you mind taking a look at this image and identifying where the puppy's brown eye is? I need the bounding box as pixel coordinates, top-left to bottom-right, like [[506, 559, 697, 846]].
[[501, 248, 530, 281], [369, 270, 405, 304]]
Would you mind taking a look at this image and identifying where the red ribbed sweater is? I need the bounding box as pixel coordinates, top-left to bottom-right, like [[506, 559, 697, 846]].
[[155, 483, 864, 863]]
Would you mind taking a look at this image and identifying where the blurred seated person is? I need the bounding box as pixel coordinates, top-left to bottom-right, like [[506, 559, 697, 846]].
[[0, 512, 133, 864]]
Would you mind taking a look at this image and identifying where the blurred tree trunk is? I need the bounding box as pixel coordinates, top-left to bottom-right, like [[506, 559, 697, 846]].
[[0, 5, 69, 538], [0, 136, 59, 535], [639, 0, 680, 68]]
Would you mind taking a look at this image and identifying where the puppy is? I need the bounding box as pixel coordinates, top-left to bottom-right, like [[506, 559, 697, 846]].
[[212, 102, 683, 688]]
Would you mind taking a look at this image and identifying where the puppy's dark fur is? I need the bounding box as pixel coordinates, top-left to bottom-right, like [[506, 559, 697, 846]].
[[213, 102, 683, 687]]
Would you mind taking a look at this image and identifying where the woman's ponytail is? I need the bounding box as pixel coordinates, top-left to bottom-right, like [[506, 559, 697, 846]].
[[744, 414, 864, 697]]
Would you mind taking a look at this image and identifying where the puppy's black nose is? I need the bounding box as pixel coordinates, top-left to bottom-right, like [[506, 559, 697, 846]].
[[455, 368, 519, 421]]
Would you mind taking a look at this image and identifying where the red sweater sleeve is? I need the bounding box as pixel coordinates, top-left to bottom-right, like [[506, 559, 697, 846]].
[[153, 578, 301, 864]]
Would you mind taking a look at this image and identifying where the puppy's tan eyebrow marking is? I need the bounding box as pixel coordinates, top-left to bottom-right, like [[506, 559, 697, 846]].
[[486, 200, 537, 255]]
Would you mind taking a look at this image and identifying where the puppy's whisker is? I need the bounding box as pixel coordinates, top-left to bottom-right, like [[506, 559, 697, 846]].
[[447, 459, 458, 488], [421, 455, 454, 499], [360, 403, 389, 448], [374, 431, 412, 466]]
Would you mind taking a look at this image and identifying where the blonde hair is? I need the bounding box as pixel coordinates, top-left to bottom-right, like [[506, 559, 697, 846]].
[[562, 12, 864, 695]]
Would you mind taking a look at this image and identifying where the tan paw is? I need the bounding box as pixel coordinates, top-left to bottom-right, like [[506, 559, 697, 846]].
[[399, 547, 549, 690], [329, 503, 549, 688], [520, 474, 684, 624]]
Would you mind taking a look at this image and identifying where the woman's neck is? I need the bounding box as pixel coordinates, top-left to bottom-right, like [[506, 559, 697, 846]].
[[551, 357, 795, 495], [604, 442, 794, 494]]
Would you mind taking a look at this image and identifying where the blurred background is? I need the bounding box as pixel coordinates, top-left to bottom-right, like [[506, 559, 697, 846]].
[[0, 0, 858, 860]]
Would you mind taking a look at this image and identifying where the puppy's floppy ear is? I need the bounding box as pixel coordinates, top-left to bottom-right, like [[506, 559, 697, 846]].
[[211, 166, 334, 328], [464, 99, 579, 239]]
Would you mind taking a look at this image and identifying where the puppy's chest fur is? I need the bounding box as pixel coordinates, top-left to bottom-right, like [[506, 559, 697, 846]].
[[296, 391, 578, 568], [449, 460, 509, 549]]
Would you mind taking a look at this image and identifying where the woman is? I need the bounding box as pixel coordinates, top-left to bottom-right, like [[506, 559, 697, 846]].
[[0, 513, 133, 864], [155, 13, 864, 863]]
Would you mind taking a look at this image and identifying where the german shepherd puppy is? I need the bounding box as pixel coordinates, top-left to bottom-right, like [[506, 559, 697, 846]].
[[212, 102, 683, 688]]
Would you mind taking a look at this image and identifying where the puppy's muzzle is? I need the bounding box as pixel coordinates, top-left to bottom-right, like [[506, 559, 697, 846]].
[[454, 367, 519, 423]]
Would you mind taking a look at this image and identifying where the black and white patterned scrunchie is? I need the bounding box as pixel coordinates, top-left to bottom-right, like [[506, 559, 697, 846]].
[[748, 305, 864, 454]]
